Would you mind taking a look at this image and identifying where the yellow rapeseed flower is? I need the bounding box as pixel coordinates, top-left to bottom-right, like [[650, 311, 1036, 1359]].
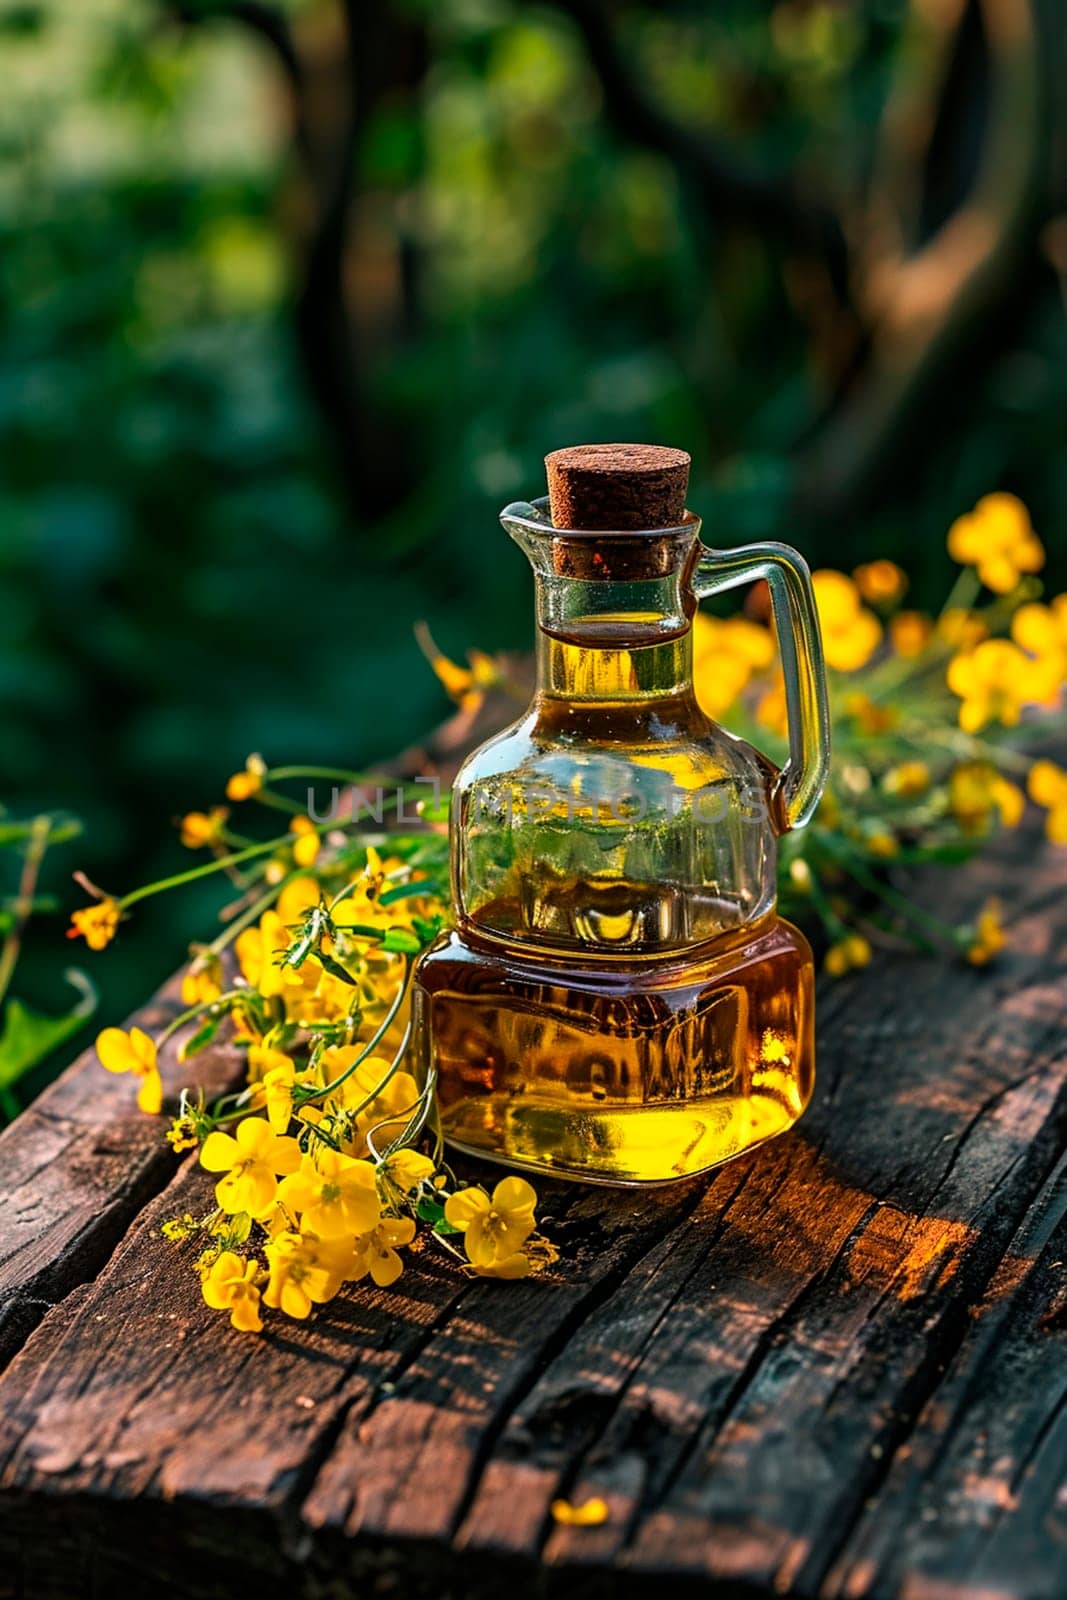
[[68, 897, 121, 951], [755, 676, 789, 738], [199, 1115, 301, 1217], [692, 613, 777, 718], [324, 1052, 421, 1154], [843, 692, 898, 735], [235, 909, 320, 1006], [97, 1025, 164, 1114], [444, 1176, 537, 1273], [348, 1214, 416, 1288], [824, 934, 872, 978], [226, 755, 267, 801], [277, 1150, 380, 1238], [261, 1058, 298, 1132], [277, 875, 322, 924], [289, 815, 321, 868], [854, 560, 907, 605], [201, 1250, 264, 1333], [246, 1043, 293, 1084], [788, 857, 812, 893], [967, 899, 1006, 966], [1011, 599, 1067, 703], [181, 955, 223, 1006], [416, 623, 500, 713], [889, 611, 933, 659], [947, 493, 1043, 593], [883, 761, 931, 799], [262, 1230, 352, 1319], [1028, 760, 1067, 844], [551, 1497, 609, 1528], [948, 762, 1025, 836], [946, 640, 1041, 732], [166, 1114, 200, 1153], [380, 1148, 436, 1196], [180, 807, 229, 849], [812, 571, 882, 672], [937, 610, 988, 651]]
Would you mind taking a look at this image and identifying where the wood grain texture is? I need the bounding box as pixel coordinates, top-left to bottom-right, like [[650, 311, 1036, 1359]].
[[0, 972, 246, 1368], [0, 823, 1063, 1600]]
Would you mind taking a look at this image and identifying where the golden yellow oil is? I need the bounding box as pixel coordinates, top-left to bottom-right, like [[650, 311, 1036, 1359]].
[[413, 905, 814, 1186]]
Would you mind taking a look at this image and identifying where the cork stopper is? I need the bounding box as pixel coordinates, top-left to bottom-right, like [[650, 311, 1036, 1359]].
[[546, 443, 690, 531], [543, 443, 692, 581]]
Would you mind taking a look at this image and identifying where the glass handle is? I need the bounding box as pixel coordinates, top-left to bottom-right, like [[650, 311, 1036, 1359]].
[[695, 542, 831, 829]]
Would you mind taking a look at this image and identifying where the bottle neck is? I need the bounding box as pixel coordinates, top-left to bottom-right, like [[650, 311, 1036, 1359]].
[[534, 596, 699, 717]]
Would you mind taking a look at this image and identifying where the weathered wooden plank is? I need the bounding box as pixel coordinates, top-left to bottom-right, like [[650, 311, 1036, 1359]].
[[0, 973, 246, 1368], [0, 1147, 465, 1599], [0, 822, 1062, 1600], [0, 1130, 705, 1598], [304, 829, 1067, 1595], [825, 1150, 1067, 1600]]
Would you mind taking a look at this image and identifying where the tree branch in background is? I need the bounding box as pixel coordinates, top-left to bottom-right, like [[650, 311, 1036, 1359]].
[[553, 0, 856, 316], [552, 0, 1052, 525], [799, 0, 1048, 519], [165, 0, 426, 524]]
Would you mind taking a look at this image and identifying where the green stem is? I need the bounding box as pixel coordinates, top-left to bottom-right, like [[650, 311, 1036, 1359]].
[[801, 868, 849, 944], [341, 1020, 414, 1139], [120, 833, 303, 908], [937, 566, 981, 621], [814, 836, 964, 948], [0, 815, 52, 1012], [921, 725, 1033, 774], [265, 766, 427, 793], [302, 958, 413, 1104], [157, 989, 250, 1048], [205, 873, 302, 959], [252, 788, 304, 816]]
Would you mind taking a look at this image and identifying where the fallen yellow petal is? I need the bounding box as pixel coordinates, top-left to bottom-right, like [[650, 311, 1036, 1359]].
[[551, 1496, 609, 1527]]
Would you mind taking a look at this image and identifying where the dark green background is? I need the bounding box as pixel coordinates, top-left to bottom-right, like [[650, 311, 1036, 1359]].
[[2, 0, 1064, 1087]]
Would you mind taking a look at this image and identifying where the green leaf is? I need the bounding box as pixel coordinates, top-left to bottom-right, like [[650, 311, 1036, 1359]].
[[379, 880, 445, 907], [314, 950, 360, 987], [336, 921, 427, 953], [0, 969, 97, 1091], [0, 814, 82, 849], [0, 894, 59, 916], [178, 1012, 222, 1063]]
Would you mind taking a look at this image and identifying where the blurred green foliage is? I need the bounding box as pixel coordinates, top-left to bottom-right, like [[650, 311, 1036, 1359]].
[[0, 0, 1063, 1077]]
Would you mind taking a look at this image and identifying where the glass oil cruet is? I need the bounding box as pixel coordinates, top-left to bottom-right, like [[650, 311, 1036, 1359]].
[[413, 443, 830, 1185]]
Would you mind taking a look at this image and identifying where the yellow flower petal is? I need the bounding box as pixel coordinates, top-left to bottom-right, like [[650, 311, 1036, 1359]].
[[229, 1293, 264, 1334], [980, 554, 1019, 596], [136, 1068, 164, 1116], [1047, 806, 1067, 846], [491, 1176, 538, 1216], [551, 1497, 609, 1527], [1028, 759, 1067, 809], [471, 1251, 533, 1280], [96, 1027, 136, 1076], [200, 1130, 241, 1172], [443, 1186, 490, 1230]]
